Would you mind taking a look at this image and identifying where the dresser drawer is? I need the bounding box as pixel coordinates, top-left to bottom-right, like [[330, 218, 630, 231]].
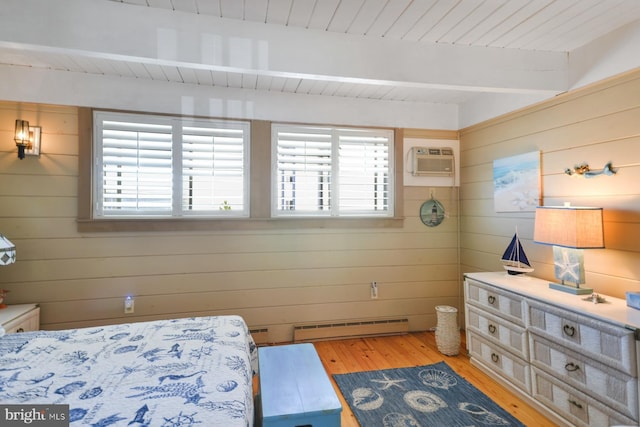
[[465, 278, 526, 326], [528, 300, 636, 376], [466, 305, 528, 360], [530, 333, 638, 421], [467, 332, 531, 393], [532, 367, 636, 427]]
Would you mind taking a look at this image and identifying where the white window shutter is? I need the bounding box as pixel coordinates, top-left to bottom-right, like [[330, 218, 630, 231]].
[[100, 119, 173, 215], [94, 112, 249, 218], [274, 127, 333, 214], [182, 122, 248, 215], [273, 125, 393, 217], [339, 132, 391, 214]]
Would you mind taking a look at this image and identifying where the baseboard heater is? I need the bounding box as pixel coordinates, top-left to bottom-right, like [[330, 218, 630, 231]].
[[293, 318, 409, 342], [250, 328, 269, 345]]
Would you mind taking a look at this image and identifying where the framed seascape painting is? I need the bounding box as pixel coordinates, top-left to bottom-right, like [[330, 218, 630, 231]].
[[493, 151, 540, 212]]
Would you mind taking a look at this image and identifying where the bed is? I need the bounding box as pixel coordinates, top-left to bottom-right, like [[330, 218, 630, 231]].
[[0, 315, 257, 426]]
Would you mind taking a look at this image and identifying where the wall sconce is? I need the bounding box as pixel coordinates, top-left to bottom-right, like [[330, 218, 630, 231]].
[[564, 162, 616, 177], [534, 205, 604, 295], [14, 119, 41, 159]]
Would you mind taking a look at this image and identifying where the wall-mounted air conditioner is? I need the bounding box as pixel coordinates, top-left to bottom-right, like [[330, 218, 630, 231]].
[[411, 146, 455, 177], [404, 138, 459, 187]]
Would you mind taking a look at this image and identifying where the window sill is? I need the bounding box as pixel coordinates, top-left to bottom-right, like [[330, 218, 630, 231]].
[[77, 217, 405, 232]]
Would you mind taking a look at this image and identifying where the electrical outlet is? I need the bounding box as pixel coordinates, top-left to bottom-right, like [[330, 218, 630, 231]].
[[371, 281, 378, 299], [124, 296, 135, 314]]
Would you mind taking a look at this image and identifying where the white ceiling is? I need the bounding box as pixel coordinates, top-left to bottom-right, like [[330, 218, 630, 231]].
[[2, 0, 640, 127], [110, 0, 640, 52]]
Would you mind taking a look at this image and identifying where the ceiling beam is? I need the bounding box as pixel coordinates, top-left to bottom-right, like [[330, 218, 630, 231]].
[[2, 0, 568, 97]]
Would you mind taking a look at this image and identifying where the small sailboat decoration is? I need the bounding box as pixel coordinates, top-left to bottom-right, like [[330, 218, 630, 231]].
[[501, 229, 534, 275]]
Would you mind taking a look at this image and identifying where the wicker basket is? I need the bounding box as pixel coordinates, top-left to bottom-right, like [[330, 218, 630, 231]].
[[435, 305, 460, 356]]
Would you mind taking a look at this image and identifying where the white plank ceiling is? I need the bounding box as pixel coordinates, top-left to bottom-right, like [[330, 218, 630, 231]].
[[2, 0, 640, 109], [114, 0, 640, 52]]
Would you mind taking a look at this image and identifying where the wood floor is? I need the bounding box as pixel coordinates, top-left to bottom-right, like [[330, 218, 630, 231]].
[[310, 331, 557, 427]]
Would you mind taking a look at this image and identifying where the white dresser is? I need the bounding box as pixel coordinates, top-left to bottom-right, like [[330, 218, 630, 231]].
[[0, 303, 40, 334], [465, 272, 640, 427]]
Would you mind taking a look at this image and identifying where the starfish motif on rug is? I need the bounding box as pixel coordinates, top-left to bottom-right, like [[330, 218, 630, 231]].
[[370, 373, 406, 390]]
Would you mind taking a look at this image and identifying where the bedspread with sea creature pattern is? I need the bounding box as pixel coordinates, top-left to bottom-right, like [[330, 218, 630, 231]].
[[0, 315, 257, 426]]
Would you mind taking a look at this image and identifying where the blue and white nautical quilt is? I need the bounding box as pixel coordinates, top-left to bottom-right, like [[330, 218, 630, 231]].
[[0, 315, 258, 426]]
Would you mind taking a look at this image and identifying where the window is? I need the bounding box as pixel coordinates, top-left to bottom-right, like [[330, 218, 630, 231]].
[[93, 111, 249, 218], [272, 124, 394, 217]]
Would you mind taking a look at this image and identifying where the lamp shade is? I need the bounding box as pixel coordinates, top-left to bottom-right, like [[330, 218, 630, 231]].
[[534, 206, 604, 249], [14, 119, 29, 144], [0, 234, 16, 266]]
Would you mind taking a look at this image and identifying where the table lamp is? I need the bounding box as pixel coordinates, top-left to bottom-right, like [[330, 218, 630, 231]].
[[0, 233, 16, 309], [533, 206, 604, 295]]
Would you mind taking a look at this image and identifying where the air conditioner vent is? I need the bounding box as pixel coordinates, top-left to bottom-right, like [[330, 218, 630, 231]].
[[412, 146, 454, 177]]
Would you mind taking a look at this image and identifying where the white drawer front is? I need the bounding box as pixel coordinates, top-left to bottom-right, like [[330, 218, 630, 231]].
[[528, 300, 636, 376], [532, 367, 636, 427], [467, 332, 531, 393], [466, 305, 528, 360], [465, 278, 526, 326], [530, 333, 638, 421]]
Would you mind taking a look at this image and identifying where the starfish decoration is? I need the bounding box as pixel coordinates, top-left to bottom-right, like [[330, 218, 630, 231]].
[[370, 373, 406, 390], [554, 248, 581, 282]]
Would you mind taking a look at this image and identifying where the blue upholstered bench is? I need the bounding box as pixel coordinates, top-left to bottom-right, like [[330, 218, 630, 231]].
[[258, 343, 342, 427]]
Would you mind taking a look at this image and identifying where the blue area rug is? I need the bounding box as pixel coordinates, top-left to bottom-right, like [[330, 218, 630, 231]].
[[333, 361, 525, 426]]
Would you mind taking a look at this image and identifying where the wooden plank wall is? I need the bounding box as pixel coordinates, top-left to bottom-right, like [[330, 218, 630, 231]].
[[0, 101, 460, 342], [459, 68, 640, 298]]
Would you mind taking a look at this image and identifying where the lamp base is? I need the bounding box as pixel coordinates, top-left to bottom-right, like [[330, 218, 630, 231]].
[[549, 282, 593, 295]]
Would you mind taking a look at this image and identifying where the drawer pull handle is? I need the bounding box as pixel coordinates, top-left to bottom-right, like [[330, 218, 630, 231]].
[[488, 324, 497, 334], [16, 328, 25, 333], [565, 362, 580, 372], [563, 324, 576, 337], [568, 399, 583, 410], [488, 295, 496, 305], [491, 353, 499, 363]]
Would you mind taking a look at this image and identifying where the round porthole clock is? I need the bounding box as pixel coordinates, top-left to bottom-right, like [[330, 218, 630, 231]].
[[420, 198, 445, 227]]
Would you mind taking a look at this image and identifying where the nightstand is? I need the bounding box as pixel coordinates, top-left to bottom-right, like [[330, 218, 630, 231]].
[[0, 304, 40, 334]]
